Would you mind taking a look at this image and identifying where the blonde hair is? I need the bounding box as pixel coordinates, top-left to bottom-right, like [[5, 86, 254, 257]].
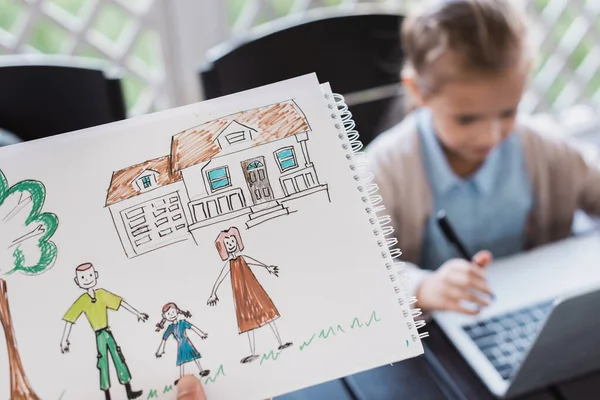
[[402, 0, 532, 101]]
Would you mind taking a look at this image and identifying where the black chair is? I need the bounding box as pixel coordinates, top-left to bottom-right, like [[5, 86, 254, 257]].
[[199, 10, 406, 146], [0, 55, 127, 142]]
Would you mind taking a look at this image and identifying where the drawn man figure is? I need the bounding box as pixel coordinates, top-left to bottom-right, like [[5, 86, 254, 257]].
[[60, 262, 149, 400]]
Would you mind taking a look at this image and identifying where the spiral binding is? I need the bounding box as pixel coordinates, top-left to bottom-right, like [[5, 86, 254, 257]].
[[324, 91, 429, 342]]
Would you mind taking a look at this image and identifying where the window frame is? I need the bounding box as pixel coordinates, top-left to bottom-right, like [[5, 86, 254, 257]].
[[247, 160, 264, 170], [225, 131, 246, 145], [206, 166, 232, 192], [140, 175, 152, 188], [274, 146, 298, 172]]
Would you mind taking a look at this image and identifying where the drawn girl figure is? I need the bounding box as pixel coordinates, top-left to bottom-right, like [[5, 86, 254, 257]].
[[155, 303, 210, 383], [207, 226, 292, 364]]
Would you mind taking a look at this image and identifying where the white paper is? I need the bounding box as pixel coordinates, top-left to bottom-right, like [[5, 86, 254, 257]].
[[0, 73, 423, 400]]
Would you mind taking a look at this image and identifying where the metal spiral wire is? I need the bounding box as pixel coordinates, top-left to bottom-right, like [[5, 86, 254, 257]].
[[326, 92, 428, 342]]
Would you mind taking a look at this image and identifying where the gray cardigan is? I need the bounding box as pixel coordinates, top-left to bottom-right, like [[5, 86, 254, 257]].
[[366, 113, 600, 296]]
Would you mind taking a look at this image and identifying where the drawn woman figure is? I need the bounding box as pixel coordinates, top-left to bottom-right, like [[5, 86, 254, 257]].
[[155, 303, 210, 383], [207, 226, 292, 364]]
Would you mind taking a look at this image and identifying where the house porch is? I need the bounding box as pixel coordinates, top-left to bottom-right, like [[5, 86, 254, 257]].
[[187, 183, 329, 232]]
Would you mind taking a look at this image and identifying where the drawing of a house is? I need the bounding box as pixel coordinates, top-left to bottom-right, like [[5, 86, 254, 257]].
[[105, 156, 191, 258], [106, 100, 329, 258]]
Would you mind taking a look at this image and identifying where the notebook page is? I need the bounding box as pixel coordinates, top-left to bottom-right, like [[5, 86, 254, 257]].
[[319, 81, 424, 340], [0, 73, 422, 400]]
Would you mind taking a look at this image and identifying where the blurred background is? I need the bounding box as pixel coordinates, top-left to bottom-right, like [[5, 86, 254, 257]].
[[2, 2, 600, 399], [1, 0, 599, 142]]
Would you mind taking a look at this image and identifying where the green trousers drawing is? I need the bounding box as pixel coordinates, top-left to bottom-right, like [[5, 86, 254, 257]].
[[95, 328, 131, 391]]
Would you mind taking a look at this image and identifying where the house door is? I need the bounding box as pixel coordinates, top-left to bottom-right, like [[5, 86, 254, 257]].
[[242, 156, 273, 205]]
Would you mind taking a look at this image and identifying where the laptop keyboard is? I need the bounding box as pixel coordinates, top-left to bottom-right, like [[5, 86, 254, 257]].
[[462, 300, 554, 380]]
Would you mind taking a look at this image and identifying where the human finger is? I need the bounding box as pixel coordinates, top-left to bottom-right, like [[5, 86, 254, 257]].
[[446, 265, 492, 296], [445, 298, 481, 315], [460, 288, 491, 307], [446, 285, 490, 306], [465, 270, 493, 296], [465, 262, 486, 281], [177, 375, 206, 400], [473, 250, 493, 267]]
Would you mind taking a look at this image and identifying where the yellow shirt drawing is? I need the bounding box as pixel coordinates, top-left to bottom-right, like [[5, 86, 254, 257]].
[[63, 289, 123, 331]]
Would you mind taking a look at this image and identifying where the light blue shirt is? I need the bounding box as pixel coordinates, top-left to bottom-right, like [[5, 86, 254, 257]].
[[418, 108, 534, 271]]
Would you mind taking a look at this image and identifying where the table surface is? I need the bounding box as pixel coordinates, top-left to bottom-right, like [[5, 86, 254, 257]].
[[277, 319, 600, 399]]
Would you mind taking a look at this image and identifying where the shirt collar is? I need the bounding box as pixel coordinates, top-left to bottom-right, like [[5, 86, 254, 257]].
[[417, 107, 501, 196], [471, 149, 499, 194]]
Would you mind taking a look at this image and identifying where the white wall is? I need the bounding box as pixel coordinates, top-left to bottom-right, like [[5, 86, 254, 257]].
[[160, 0, 229, 105], [181, 161, 211, 200]]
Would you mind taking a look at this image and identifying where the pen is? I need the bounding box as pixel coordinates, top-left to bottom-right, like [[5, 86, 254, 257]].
[[436, 209, 472, 260], [436, 209, 495, 300]]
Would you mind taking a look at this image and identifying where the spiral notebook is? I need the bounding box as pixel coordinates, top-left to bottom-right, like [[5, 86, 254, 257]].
[[0, 73, 425, 400]]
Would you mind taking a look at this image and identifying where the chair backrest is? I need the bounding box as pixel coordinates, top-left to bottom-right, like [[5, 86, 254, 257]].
[[200, 9, 405, 145], [0, 55, 126, 142]]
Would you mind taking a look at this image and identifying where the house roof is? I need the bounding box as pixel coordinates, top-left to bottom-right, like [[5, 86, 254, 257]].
[[105, 156, 182, 206], [170, 100, 310, 173]]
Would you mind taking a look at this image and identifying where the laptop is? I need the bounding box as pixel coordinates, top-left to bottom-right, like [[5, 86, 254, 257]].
[[433, 232, 600, 398]]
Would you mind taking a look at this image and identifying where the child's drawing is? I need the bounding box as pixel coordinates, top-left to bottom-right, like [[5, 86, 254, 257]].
[[105, 157, 189, 259], [60, 262, 149, 400], [155, 303, 210, 384], [0, 280, 40, 400], [208, 226, 292, 364], [0, 169, 58, 275], [105, 101, 330, 258], [0, 169, 59, 399]]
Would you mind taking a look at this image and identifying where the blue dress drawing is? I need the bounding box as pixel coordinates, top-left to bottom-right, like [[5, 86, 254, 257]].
[[163, 320, 201, 366]]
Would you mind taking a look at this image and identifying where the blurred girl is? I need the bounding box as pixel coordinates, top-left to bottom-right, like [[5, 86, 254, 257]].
[[368, 0, 600, 315]]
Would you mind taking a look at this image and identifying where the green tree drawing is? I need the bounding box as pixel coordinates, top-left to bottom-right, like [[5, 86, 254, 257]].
[[0, 170, 58, 275], [0, 169, 59, 399]]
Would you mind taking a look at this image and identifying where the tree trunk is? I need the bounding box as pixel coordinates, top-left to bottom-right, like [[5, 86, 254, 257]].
[[0, 279, 40, 400]]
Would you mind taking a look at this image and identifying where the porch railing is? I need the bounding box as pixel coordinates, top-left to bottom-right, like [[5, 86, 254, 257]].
[[188, 187, 247, 223]]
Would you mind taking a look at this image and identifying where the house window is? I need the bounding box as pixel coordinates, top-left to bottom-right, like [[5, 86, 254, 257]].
[[226, 131, 246, 145], [274, 147, 297, 172], [207, 167, 231, 191], [141, 175, 152, 188], [247, 161, 264, 170]]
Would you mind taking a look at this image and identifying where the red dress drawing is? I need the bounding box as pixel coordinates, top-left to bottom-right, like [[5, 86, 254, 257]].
[[230, 255, 280, 333]]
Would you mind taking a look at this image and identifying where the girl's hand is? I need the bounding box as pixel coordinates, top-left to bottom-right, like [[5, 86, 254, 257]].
[[207, 294, 219, 306], [266, 265, 279, 277], [416, 250, 494, 315]]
